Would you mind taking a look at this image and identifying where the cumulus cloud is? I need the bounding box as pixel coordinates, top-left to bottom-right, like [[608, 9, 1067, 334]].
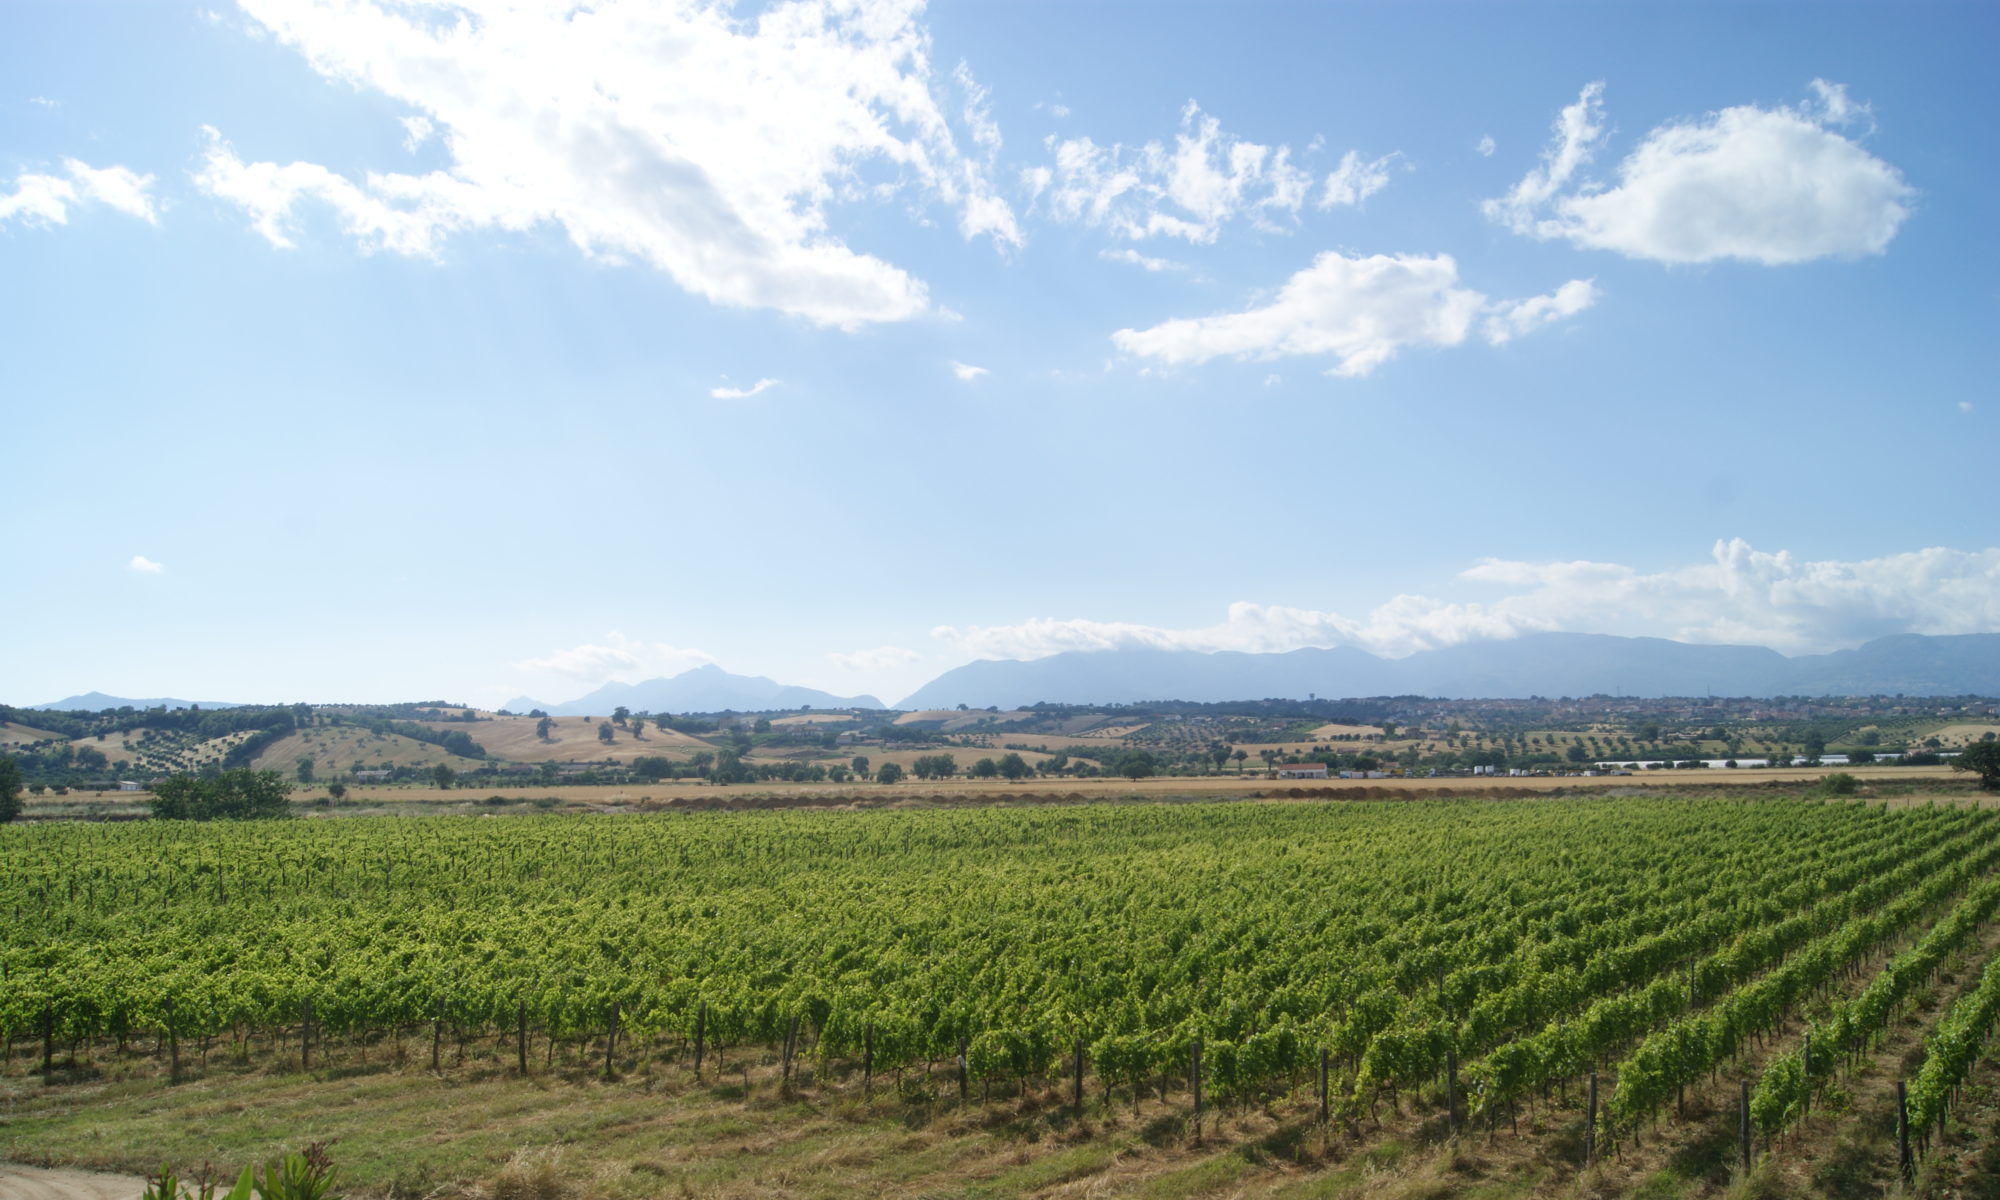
[[517, 633, 714, 682], [198, 0, 1017, 329], [0, 159, 159, 227], [1111, 250, 1594, 377], [710, 378, 779, 399], [828, 645, 922, 672], [932, 540, 2000, 663], [1485, 80, 1914, 264], [949, 361, 987, 382], [127, 555, 166, 575], [1028, 101, 1383, 243], [1317, 150, 1401, 208], [1476, 134, 1495, 158], [399, 115, 434, 153]]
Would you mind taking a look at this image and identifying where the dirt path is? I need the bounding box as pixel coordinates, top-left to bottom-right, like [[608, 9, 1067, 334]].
[[0, 1163, 145, 1200]]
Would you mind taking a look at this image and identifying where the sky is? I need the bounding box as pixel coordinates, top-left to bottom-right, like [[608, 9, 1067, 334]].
[[3, 0, 1996, 710]]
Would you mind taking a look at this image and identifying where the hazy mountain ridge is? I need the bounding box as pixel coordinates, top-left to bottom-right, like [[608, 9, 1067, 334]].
[[895, 632, 2000, 710], [507, 664, 883, 716], [30, 692, 244, 712]]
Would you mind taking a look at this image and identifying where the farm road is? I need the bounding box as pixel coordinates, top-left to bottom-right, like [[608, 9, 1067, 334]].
[[0, 1164, 143, 1200]]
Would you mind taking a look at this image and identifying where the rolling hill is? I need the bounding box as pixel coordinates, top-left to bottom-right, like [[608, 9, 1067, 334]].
[[508, 664, 883, 716]]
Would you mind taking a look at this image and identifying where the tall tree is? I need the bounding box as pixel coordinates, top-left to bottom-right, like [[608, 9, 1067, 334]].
[[0, 754, 21, 822]]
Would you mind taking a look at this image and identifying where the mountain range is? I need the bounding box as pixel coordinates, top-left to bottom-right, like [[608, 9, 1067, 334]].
[[29, 692, 243, 712], [505, 664, 883, 716], [894, 632, 2000, 710]]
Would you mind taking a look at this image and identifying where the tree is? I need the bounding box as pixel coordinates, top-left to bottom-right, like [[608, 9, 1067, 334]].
[[612, 706, 631, 727], [432, 765, 457, 790], [970, 757, 999, 778], [1565, 744, 1589, 764], [633, 756, 674, 782], [997, 752, 1032, 781], [598, 721, 616, 745], [851, 755, 870, 777], [1233, 749, 1248, 773], [0, 754, 20, 822], [537, 717, 555, 741], [326, 781, 347, 800], [1952, 742, 2000, 791], [1113, 749, 1157, 780], [1210, 745, 1232, 773], [1800, 732, 1826, 766], [295, 756, 316, 784], [149, 769, 292, 820], [875, 761, 905, 784]]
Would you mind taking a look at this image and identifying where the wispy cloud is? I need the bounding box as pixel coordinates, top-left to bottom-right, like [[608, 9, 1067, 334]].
[[933, 540, 2000, 662], [710, 378, 779, 400], [1476, 134, 1496, 157], [1, 159, 159, 227], [1099, 247, 1187, 273], [1112, 250, 1594, 377], [828, 645, 921, 672], [949, 361, 988, 382], [516, 633, 713, 683], [127, 555, 166, 574]]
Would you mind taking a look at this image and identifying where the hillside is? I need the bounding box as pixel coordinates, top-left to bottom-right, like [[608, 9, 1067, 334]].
[[511, 664, 884, 716], [246, 727, 488, 778], [427, 714, 712, 764]]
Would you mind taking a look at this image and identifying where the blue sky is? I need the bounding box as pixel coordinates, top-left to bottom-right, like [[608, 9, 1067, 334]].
[[3, 0, 1995, 709]]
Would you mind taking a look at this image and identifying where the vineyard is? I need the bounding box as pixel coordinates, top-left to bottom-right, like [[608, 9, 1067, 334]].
[[6, 794, 2000, 1196]]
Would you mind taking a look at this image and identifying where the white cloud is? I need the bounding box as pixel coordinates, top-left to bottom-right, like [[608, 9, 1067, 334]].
[[1112, 250, 1594, 377], [0, 159, 159, 227], [828, 645, 921, 672], [1476, 134, 1495, 158], [1099, 247, 1187, 273], [1263, 373, 1281, 386], [1961, 401, 1976, 413], [1481, 278, 1599, 344], [29, 96, 58, 109], [1486, 80, 1914, 264], [1317, 150, 1401, 208], [198, 0, 1018, 329], [399, 115, 434, 153], [1032, 101, 1371, 243], [710, 377, 779, 399], [127, 555, 166, 575], [949, 361, 987, 382], [932, 540, 2000, 663], [517, 633, 714, 683]]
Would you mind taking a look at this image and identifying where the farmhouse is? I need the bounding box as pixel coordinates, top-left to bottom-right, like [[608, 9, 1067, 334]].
[[1274, 762, 1329, 779]]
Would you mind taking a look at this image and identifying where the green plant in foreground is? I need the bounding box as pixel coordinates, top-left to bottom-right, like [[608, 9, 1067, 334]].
[[141, 1144, 341, 1200]]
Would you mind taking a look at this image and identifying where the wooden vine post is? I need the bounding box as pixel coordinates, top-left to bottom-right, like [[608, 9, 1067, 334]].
[[693, 1000, 707, 1080], [1584, 1073, 1598, 1167], [1739, 1078, 1751, 1171], [1898, 1080, 1912, 1181], [1191, 1040, 1203, 1145], [517, 998, 528, 1075], [604, 1002, 618, 1081]]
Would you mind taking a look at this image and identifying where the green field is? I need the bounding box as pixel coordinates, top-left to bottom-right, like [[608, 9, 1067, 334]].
[[8, 794, 2000, 1195]]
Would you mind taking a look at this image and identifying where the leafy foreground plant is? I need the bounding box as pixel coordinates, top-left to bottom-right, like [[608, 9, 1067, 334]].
[[141, 1143, 341, 1200]]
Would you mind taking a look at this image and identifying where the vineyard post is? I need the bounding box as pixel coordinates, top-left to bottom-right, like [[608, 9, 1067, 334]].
[[1445, 1046, 1458, 1137], [1802, 1032, 1811, 1118], [301, 998, 312, 1072], [864, 1021, 874, 1098], [1073, 1039, 1084, 1117], [41, 1001, 52, 1075], [1739, 1079, 1751, 1171], [1584, 1073, 1598, 1167], [1897, 1080, 1912, 1180], [165, 998, 178, 1079], [1192, 1040, 1203, 1145], [604, 1002, 618, 1081], [517, 999, 527, 1075], [694, 1000, 707, 1080], [784, 1016, 800, 1085], [1319, 1048, 1329, 1125], [430, 1000, 441, 1072], [957, 1036, 968, 1102]]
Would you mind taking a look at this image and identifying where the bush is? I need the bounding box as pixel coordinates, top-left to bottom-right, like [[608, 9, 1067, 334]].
[[1813, 772, 1860, 797]]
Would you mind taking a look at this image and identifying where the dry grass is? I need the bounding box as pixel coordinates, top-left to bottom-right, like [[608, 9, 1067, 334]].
[[248, 728, 486, 777], [418, 716, 712, 764], [0, 721, 62, 747]]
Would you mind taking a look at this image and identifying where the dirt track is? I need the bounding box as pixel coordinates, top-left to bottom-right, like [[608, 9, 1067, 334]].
[[0, 1164, 143, 1200]]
